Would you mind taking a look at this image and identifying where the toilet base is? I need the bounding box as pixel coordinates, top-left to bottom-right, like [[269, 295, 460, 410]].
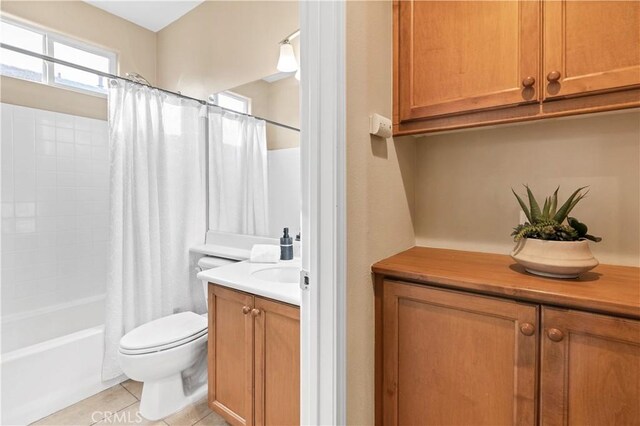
[[139, 374, 207, 421]]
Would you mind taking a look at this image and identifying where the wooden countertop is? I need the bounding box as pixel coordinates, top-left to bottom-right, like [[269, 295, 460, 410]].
[[372, 246, 640, 319]]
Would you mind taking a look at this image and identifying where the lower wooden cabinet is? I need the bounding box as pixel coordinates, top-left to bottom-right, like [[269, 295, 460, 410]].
[[208, 284, 300, 426], [540, 308, 640, 425], [378, 279, 640, 425], [254, 297, 300, 426], [382, 280, 538, 425]]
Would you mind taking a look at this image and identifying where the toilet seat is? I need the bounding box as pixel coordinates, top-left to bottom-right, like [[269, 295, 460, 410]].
[[119, 311, 207, 355]]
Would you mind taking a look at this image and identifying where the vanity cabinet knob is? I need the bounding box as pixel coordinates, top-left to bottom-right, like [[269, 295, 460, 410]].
[[242, 306, 251, 315], [251, 308, 261, 317], [547, 71, 561, 82], [522, 76, 535, 87], [547, 328, 564, 342], [520, 322, 535, 336]]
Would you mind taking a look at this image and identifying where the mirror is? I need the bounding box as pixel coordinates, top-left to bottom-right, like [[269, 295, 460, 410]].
[[208, 73, 300, 240]]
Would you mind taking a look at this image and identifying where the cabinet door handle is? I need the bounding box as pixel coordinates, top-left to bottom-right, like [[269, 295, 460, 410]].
[[522, 76, 535, 88], [251, 308, 261, 317], [547, 71, 561, 82], [519, 322, 535, 336], [547, 328, 564, 342], [242, 306, 251, 315]]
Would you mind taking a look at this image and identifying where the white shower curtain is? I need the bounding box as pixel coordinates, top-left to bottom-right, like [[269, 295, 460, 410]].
[[207, 107, 269, 236], [102, 81, 207, 380]]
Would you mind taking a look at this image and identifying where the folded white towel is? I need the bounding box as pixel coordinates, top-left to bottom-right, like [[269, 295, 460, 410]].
[[250, 244, 281, 263]]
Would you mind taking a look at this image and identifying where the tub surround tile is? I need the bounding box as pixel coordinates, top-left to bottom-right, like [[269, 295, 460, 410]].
[[32, 385, 136, 426], [2, 104, 110, 340]]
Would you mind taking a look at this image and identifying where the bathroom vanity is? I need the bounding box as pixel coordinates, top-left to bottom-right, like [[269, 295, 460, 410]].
[[198, 261, 301, 426], [372, 247, 640, 425]]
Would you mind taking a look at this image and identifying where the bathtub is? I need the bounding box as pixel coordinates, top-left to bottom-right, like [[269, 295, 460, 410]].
[[1, 296, 124, 425]]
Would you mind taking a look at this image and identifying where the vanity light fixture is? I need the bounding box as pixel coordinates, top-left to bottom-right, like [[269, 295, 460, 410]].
[[277, 29, 300, 73]]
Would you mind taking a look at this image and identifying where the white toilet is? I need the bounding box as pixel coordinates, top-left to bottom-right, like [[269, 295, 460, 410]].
[[118, 256, 235, 420]]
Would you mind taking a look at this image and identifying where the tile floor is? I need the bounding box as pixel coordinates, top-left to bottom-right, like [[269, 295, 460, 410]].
[[31, 380, 229, 426]]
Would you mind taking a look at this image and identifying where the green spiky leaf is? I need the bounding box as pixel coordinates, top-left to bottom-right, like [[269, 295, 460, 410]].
[[549, 187, 559, 216], [553, 186, 588, 223], [512, 188, 532, 223], [525, 185, 543, 223], [542, 197, 550, 219]]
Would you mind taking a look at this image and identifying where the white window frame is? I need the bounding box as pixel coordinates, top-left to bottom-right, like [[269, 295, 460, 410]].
[[0, 16, 117, 97], [209, 90, 252, 115]]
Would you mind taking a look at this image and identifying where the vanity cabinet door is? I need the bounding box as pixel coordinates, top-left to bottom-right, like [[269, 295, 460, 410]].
[[209, 285, 255, 426], [540, 307, 640, 425], [253, 296, 300, 426], [382, 280, 538, 426], [543, 1, 640, 100]]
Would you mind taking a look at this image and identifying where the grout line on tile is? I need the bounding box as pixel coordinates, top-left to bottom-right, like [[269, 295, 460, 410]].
[[119, 382, 140, 401]]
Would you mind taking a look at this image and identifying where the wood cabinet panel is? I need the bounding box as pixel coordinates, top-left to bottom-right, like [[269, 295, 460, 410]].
[[393, 0, 640, 135], [540, 307, 640, 425], [382, 280, 538, 426], [544, 1, 640, 99], [208, 284, 300, 426], [374, 249, 640, 426], [208, 285, 255, 426], [254, 297, 300, 426], [397, 0, 540, 121]]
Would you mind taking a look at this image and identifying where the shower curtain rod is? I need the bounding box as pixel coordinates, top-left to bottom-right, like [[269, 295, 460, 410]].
[[1, 43, 301, 132]]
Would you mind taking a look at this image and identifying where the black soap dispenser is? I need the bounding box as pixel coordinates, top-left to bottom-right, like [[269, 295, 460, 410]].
[[280, 227, 293, 261]]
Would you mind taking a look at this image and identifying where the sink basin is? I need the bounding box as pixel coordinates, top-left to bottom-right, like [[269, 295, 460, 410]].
[[251, 266, 300, 284]]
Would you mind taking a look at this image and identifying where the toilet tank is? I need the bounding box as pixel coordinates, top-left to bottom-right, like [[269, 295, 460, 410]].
[[197, 256, 236, 306]]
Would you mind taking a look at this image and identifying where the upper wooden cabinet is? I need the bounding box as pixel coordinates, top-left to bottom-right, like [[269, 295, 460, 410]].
[[396, 1, 540, 121], [393, 0, 640, 135], [544, 1, 640, 99]]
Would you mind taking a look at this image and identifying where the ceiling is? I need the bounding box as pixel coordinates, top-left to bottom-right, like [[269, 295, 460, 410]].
[[83, 0, 205, 32]]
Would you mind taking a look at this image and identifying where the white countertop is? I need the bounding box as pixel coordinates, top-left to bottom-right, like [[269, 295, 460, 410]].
[[198, 258, 301, 306]]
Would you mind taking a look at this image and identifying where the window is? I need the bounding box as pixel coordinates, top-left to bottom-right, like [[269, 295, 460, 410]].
[[0, 18, 116, 96], [209, 91, 251, 114]]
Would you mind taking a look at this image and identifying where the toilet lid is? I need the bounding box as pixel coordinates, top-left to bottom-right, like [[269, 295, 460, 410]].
[[119, 312, 207, 353]]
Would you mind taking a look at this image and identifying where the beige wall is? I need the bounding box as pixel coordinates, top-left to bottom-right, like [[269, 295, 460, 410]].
[[414, 110, 640, 267], [157, 1, 298, 100], [346, 2, 416, 425], [0, 0, 157, 119], [233, 76, 299, 150]]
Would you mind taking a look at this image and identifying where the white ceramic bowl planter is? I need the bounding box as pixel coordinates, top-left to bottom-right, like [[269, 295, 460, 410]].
[[511, 238, 599, 279]]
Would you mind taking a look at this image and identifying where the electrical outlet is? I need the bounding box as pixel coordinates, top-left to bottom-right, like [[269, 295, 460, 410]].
[[369, 113, 392, 138], [519, 211, 527, 224]]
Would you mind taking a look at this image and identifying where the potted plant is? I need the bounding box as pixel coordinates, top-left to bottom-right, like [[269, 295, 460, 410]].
[[510, 185, 602, 278]]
